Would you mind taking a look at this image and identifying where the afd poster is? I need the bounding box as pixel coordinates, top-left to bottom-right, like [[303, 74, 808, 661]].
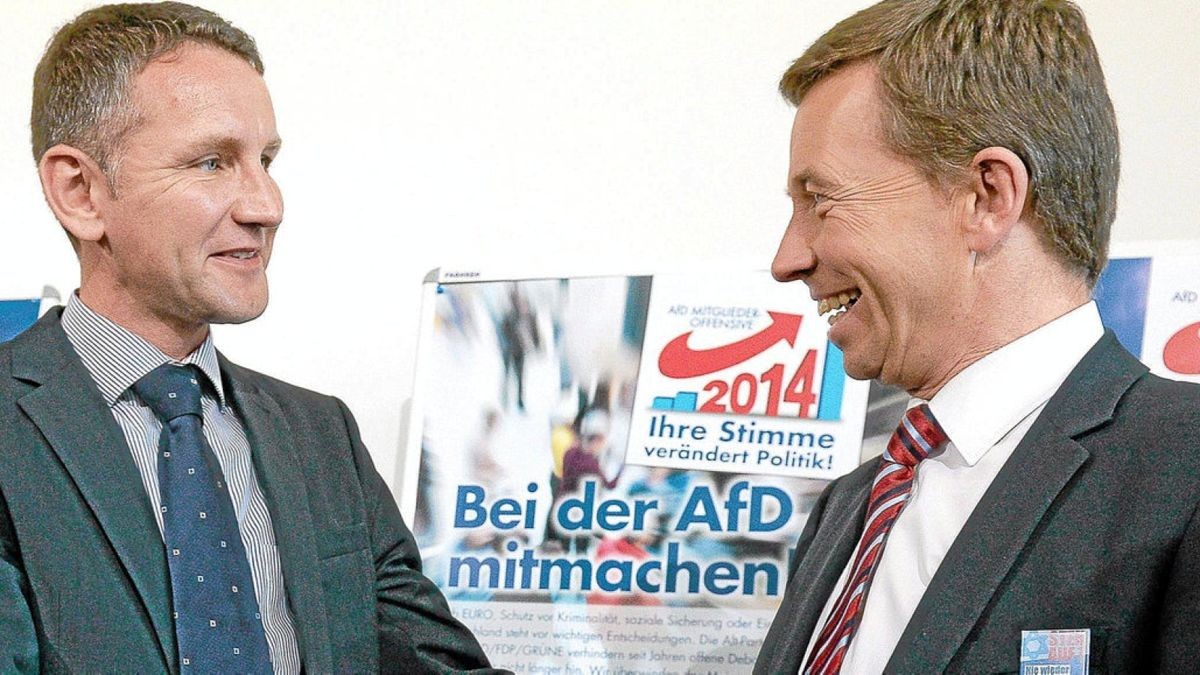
[[626, 273, 869, 480], [1139, 254, 1200, 382], [404, 270, 870, 673], [403, 249, 1198, 673], [1094, 250, 1200, 383]]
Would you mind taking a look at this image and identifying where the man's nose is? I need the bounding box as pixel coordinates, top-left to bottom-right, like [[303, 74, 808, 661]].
[[771, 218, 816, 282], [233, 164, 283, 229]]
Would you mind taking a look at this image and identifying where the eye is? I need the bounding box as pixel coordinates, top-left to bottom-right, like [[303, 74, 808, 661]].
[[804, 190, 834, 217], [261, 154, 274, 171], [197, 157, 220, 172], [806, 187, 835, 208]]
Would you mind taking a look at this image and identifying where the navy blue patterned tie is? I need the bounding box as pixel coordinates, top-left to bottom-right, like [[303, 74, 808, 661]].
[[133, 364, 272, 673]]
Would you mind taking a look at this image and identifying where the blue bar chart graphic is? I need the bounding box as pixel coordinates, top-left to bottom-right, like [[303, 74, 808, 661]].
[[651, 391, 698, 412]]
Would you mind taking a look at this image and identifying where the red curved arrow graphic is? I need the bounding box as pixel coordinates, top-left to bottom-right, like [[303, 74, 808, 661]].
[[658, 311, 803, 379]]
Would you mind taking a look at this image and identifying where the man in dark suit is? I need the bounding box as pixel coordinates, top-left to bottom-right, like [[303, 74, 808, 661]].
[[756, 1, 1200, 673], [2, 3, 502, 672]]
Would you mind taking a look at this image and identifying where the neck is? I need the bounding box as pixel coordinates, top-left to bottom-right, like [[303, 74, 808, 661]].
[[77, 288, 208, 360], [905, 257, 1091, 401]]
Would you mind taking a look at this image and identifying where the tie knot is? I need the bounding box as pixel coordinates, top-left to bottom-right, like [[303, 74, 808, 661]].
[[884, 403, 948, 467], [132, 364, 203, 422]]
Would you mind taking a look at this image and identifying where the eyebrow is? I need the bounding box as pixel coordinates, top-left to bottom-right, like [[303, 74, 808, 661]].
[[178, 134, 283, 160]]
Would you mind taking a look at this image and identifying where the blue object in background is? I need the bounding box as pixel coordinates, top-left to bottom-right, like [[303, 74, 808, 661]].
[[1094, 257, 1152, 358], [817, 342, 846, 421], [0, 299, 40, 343]]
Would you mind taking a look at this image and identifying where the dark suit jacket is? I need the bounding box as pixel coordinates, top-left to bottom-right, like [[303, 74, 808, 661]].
[[0, 309, 504, 673], [756, 332, 1200, 674]]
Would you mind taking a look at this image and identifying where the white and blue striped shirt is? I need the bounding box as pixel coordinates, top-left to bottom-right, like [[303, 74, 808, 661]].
[[61, 295, 301, 674]]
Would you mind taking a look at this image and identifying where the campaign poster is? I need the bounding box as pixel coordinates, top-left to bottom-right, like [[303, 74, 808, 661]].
[[404, 271, 869, 673], [626, 273, 869, 480], [1094, 251, 1200, 383], [400, 250, 1196, 672], [1140, 254, 1200, 383]]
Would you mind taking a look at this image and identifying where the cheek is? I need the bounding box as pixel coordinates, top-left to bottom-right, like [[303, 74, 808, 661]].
[[825, 208, 890, 253], [260, 229, 278, 268], [193, 193, 232, 231], [103, 209, 159, 262]]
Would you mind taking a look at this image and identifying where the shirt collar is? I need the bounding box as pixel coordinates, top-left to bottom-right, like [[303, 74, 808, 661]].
[[60, 293, 228, 408], [924, 301, 1105, 466]]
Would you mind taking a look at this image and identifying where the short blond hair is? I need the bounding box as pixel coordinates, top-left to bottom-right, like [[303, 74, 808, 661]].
[[781, 0, 1118, 284], [32, 2, 263, 183]]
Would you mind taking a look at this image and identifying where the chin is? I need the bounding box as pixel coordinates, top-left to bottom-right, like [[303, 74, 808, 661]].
[[210, 311, 264, 325], [205, 293, 269, 325], [838, 358, 872, 382], [841, 363, 877, 383], [837, 348, 882, 383]]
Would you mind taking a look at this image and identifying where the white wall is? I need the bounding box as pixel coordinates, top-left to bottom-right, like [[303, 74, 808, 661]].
[[2, 1, 1196, 496]]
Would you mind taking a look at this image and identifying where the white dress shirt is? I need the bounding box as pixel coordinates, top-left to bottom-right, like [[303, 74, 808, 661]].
[[801, 302, 1105, 673]]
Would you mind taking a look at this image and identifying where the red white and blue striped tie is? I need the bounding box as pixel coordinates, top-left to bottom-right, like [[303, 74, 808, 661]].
[[803, 403, 949, 675]]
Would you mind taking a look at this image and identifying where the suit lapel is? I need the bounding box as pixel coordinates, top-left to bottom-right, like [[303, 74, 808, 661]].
[[757, 468, 872, 673], [11, 312, 175, 668], [223, 361, 333, 673], [885, 332, 1145, 672]]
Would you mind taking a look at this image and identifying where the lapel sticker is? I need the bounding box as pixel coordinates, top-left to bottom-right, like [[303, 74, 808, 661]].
[[1020, 628, 1090, 674]]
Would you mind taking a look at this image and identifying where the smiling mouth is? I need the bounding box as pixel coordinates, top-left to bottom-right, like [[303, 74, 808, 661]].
[[212, 249, 260, 261], [818, 290, 861, 326]]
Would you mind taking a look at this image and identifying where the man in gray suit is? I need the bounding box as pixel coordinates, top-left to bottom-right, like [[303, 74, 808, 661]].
[[756, 0, 1200, 673], [1, 3, 502, 672]]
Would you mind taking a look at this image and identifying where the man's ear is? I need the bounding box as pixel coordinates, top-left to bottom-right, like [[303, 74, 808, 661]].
[[38, 144, 111, 244], [963, 146, 1029, 254]]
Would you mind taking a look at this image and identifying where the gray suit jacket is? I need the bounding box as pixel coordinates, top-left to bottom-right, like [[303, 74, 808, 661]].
[[0, 309, 503, 673], [756, 332, 1200, 673]]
